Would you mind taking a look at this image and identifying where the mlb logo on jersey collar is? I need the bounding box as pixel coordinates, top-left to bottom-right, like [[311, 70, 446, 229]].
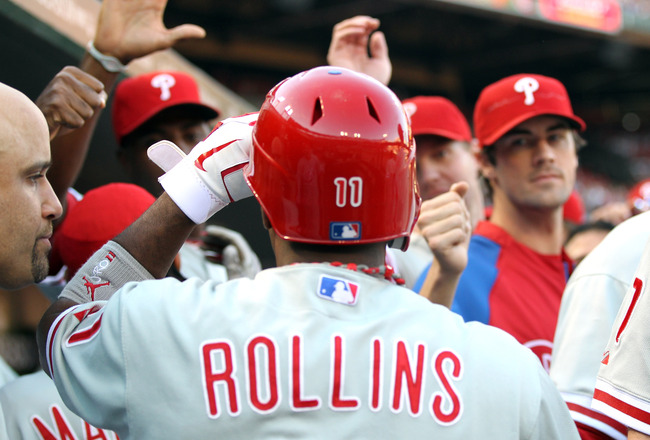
[[330, 222, 361, 240], [317, 275, 359, 306]]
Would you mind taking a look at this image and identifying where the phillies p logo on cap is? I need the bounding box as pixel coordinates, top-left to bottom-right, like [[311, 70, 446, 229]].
[[514, 77, 539, 105], [150, 73, 176, 101], [473, 73, 586, 148]]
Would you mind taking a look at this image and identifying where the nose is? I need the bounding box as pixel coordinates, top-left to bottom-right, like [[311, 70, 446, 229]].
[[42, 177, 63, 220], [532, 139, 556, 165], [417, 157, 442, 182]]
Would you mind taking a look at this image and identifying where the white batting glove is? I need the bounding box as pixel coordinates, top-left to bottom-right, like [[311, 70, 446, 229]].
[[204, 225, 262, 279], [148, 112, 258, 224]]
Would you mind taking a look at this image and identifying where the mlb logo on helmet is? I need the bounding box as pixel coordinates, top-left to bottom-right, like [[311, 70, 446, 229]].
[[330, 222, 361, 240], [317, 275, 359, 305]]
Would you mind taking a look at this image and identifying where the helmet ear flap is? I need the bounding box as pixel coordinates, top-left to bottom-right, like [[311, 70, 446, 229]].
[[389, 236, 409, 251]]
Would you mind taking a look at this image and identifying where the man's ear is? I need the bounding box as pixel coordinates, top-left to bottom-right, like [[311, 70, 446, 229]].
[[477, 150, 495, 180], [481, 165, 496, 181], [470, 138, 481, 156], [261, 208, 272, 230]]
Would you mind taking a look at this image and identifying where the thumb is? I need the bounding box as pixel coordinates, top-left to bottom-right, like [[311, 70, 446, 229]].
[[147, 140, 186, 172], [166, 24, 206, 43], [450, 181, 469, 199]]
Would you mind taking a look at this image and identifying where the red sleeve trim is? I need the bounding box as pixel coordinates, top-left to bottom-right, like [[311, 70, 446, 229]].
[[68, 314, 103, 344], [568, 401, 627, 437], [594, 388, 650, 425]]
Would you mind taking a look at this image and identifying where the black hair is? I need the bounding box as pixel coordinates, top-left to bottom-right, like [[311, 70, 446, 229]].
[[564, 220, 615, 245]]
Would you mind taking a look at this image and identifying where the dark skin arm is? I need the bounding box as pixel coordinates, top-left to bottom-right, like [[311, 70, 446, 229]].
[[43, 62, 113, 211], [38, 193, 195, 376], [41, 0, 206, 221]]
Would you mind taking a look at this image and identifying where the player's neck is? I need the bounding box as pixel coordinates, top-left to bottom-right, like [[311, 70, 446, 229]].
[[489, 202, 565, 255], [271, 234, 387, 268]]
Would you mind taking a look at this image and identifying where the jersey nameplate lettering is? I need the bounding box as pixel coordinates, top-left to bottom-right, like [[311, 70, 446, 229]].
[[200, 334, 463, 424], [31, 404, 118, 440]]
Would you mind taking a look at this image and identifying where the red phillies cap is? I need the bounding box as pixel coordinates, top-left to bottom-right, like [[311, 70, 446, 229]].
[[402, 96, 472, 142], [56, 183, 156, 278], [628, 178, 650, 213], [563, 189, 586, 225], [112, 71, 220, 145], [473, 73, 586, 148]]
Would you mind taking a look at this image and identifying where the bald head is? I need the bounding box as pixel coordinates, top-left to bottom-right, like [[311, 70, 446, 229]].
[[0, 83, 49, 155], [0, 82, 62, 289]]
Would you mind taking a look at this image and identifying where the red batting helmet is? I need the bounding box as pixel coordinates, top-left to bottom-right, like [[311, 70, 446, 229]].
[[246, 66, 420, 250]]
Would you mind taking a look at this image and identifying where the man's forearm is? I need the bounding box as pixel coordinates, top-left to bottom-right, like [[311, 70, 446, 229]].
[[419, 259, 460, 309], [49, 54, 121, 205], [114, 192, 196, 278], [38, 192, 196, 376], [59, 192, 194, 291]]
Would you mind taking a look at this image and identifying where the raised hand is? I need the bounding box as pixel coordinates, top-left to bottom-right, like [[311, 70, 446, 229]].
[[417, 182, 472, 274], [93, 0, 207, 64], [35, 66, 107, 140], [201, 225, 262, 279], [416, 182, 472, 307], [327, 15, 392, 85]]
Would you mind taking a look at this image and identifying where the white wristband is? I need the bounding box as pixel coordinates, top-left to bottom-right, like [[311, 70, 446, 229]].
[[159, 158, 228, 224], [86, 41, 126, 73]]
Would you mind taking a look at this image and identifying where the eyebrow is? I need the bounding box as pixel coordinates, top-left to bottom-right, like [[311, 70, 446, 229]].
[[22, 160, 53, 174]]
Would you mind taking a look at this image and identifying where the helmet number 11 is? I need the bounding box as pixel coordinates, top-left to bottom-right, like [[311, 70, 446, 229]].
[[334, 177, 363, 208]]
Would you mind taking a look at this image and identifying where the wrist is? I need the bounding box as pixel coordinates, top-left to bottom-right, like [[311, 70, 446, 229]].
[[159, 159, 228, 225], [86, 41, 127, 73], [434, 256, 466, 277]]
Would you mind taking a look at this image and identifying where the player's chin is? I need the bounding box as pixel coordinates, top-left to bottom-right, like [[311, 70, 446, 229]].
[[420, 188, 448, 201], [31, 245, 51, 283], [528, 195, 567, 210]]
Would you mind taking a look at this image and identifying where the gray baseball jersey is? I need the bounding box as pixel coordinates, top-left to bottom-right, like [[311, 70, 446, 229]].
[[386, 233, 432, 289], [551, 211, 650, 439], [177, 241, 228, 281], [0, 370, 117, 439], [47, 260, 578, 439], [593, 227, 650, 436], [0, 356, 16, 388]]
